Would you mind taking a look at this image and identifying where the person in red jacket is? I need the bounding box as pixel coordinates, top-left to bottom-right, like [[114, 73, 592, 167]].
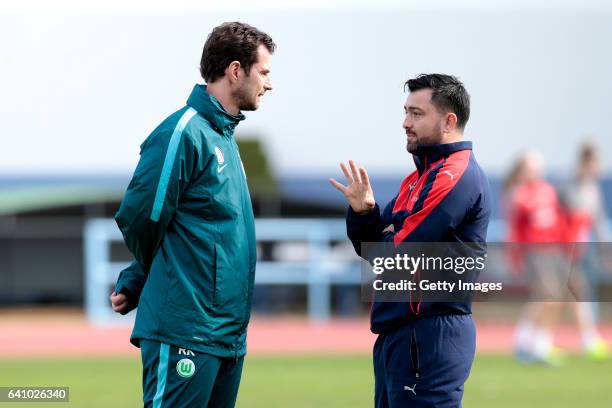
[[504, 152, 566, 365], [331, 74, 491, 407]]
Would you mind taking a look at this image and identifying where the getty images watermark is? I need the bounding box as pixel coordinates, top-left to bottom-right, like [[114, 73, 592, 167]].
[[360, 242, 612, 302], [370, 252, 500, 293]]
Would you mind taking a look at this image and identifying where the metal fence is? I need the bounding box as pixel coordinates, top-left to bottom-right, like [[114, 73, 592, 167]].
[[84, 218, 535, 326], [84, 218, 363, 326]]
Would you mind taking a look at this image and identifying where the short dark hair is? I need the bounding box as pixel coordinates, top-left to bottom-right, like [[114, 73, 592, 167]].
[[405, 74, 470, 130], [200, 22, 275, 83]]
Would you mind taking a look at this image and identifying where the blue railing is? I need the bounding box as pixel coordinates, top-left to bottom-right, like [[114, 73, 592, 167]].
[[81, 218, 544, 326], [85, 218, 363, 326]]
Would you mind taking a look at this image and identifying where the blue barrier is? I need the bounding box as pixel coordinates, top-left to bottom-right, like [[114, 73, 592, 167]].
[[82, 218, 546, 326]]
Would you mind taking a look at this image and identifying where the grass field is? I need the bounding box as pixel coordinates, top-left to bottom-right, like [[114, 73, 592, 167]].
[[0, 354, 610, 407]]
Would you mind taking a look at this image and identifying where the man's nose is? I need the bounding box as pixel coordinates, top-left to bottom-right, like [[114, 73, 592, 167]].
[[403, 117, 411, 129]]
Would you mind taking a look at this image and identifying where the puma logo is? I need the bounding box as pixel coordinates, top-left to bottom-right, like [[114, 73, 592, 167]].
[[443, 170, 457, 181], [404, 384, 417, 395]]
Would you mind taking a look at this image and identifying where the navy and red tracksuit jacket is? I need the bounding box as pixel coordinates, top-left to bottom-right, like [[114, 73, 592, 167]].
[[347, 141, 491, 334]]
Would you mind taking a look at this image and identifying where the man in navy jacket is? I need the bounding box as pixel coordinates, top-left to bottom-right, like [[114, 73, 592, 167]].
[[331, 74, 491, 407]]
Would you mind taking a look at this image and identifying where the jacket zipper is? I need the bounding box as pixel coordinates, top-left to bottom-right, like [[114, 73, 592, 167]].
[[411, 328, 421, 379], [226, 136, 254, 353]]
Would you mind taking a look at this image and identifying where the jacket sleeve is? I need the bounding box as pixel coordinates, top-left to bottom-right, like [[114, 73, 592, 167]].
[[114, 261, 146, 314], [115, 114, 200, 272], [346, 196, 398, 257]]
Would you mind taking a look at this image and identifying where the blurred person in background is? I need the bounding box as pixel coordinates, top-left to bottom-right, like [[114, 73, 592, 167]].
[[559, 141, 610, 359], [504, 152, 566, 365], [109, 22, 274, 407]]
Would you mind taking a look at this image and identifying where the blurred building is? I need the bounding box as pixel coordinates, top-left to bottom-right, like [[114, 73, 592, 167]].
[[2, 163, 612, 308]]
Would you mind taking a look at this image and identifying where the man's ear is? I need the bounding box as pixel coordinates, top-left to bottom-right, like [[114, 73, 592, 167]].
[[226, 61, 242, 84], [444, 112, 458, 134]]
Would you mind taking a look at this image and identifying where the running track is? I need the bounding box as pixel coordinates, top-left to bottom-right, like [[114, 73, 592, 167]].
[[1, 310, 611, 358]]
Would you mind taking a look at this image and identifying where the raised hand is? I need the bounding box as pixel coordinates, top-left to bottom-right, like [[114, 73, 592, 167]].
[[329, 160, 376, 214]]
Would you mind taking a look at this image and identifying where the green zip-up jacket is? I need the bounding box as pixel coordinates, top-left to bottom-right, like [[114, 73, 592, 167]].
[[114, 84, 257, 358]]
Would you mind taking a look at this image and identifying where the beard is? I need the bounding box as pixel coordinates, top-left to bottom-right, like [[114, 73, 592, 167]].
[[406, 138, 418, 153], [234, 82, 259, 112], [405, 128, 443, 153]]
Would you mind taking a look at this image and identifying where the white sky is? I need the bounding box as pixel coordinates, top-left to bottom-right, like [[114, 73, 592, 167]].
[[1, 1, 611, 177], [2, 0, 612, 12]]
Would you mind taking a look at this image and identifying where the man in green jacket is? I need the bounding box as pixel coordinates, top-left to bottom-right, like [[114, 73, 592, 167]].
[[109, 22, 274, 407]]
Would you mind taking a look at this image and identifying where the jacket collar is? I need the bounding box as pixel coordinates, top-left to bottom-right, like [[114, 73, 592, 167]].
[[186, 84, 245, 137], [412, 141, 472, 174]]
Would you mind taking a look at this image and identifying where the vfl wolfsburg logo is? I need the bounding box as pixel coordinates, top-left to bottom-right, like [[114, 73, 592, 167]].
[[176, 358, 195, 378]]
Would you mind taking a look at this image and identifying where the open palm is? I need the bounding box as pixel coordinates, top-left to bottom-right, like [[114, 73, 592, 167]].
[[329, 160, 376, 214]]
